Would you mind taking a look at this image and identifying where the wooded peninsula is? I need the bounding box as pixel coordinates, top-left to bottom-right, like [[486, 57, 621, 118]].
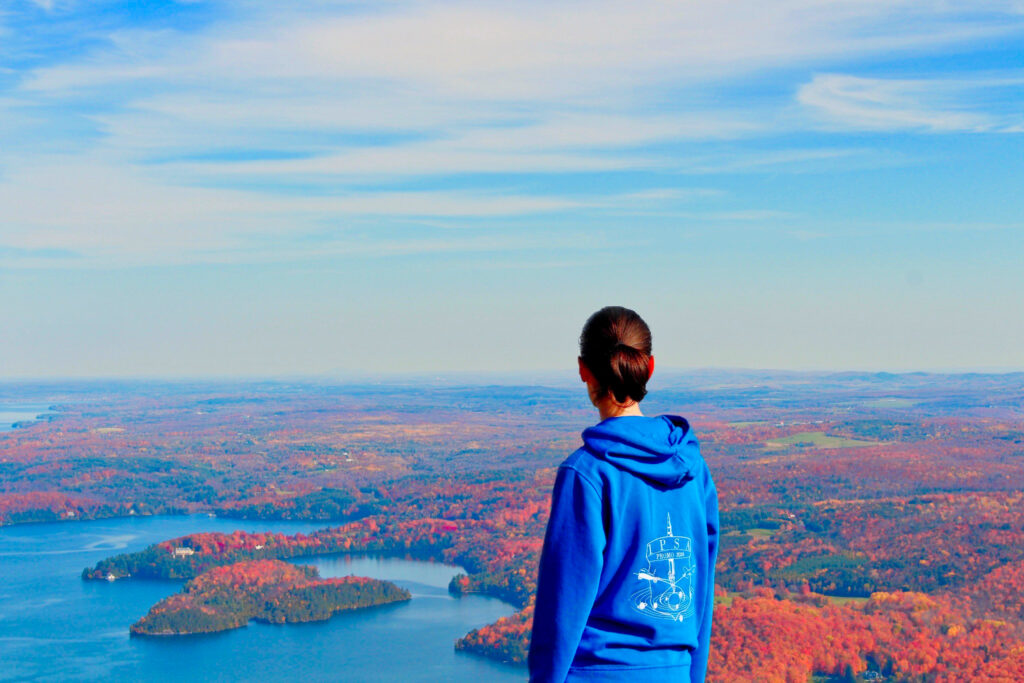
[[129, 559, 409, 636]]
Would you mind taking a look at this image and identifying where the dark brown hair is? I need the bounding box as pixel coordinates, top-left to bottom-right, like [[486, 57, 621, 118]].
[[579, 306, 653, 404]]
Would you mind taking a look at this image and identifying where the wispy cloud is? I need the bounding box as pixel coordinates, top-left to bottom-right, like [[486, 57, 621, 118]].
[[22, 1, 1024, 98], [0, 156, 589, 261], [0, 155, 725, 266], [798, 72, 1024, 132]]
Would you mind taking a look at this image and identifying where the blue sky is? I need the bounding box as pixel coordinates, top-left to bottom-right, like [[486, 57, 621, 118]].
[[1, 0, 1022, 378]]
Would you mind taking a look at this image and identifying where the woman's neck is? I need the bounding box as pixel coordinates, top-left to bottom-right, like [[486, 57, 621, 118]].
[[597, 398, 644, 421]]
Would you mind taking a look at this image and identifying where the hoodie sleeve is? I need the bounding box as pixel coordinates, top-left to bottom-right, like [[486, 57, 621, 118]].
[[528, 464, 606, 683], [691, 466, 720, 683]]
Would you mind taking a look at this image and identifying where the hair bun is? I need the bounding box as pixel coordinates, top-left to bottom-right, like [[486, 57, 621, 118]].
[[579, 306, 652, 404]]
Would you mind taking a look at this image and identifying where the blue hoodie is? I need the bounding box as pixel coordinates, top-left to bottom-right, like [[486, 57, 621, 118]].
[[529, 415, 719, 683]]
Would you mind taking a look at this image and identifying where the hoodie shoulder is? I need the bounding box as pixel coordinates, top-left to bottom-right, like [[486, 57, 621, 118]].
[[560, 447, 604, 494]]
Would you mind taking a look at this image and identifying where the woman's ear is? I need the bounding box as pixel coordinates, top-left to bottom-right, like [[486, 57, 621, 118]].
[[647, 355, 655, 379], [578, 356, 591, 383]]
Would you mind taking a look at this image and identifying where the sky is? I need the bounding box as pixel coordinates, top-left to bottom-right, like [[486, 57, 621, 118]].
[[1, 0, 1022, 378]]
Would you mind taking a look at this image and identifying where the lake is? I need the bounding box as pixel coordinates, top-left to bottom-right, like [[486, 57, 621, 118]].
[[0, 515, 525, 682], [0, 402, 54, 432]]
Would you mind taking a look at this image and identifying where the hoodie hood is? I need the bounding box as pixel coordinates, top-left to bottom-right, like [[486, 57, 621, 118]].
[[580, 414, 699, 488]]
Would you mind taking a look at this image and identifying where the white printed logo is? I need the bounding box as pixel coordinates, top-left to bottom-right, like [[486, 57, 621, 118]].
[[630, 513, 695, 621]]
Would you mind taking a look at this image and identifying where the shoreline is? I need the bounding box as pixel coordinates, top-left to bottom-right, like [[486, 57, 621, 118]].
[[0, 404, 58, 432]]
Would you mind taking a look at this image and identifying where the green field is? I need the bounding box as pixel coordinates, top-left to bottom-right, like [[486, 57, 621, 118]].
[[779, 552, 869, 580], [714, 592, 735, 607], [746, 528, 775, 538], [764, 430, 876, 450], [825, 595, 870, 607]]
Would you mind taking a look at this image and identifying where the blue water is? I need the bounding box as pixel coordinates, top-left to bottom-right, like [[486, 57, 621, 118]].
[[0, 402, 54, 432], [0, 516, 525, 682]]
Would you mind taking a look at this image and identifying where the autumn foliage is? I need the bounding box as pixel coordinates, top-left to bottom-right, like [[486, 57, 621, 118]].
[[4, 372, 1023, 678], [131, 559, 409, 636]]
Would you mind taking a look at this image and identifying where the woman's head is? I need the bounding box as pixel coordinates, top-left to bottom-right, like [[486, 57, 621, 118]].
[[578, 306, 653, 405]]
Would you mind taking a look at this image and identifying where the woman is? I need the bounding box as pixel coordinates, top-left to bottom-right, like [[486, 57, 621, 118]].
[[528, 306, 719, 683]]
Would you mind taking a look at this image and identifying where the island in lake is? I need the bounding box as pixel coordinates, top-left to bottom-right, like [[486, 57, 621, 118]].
[[130, 559, 410, 636]]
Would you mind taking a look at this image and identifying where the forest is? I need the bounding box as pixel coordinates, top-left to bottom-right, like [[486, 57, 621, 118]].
[[4, 371, 1024, 680]]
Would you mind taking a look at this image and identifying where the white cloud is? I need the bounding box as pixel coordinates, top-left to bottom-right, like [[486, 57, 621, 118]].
[[146, 113, 756, 181], [0, 156, 588, 263], [797, 72, 1024, 132], [3, 0, 1024, 266], [675, 147, 880, 174], [1, 155, 731, 265], [24, 1, 1024, 98]]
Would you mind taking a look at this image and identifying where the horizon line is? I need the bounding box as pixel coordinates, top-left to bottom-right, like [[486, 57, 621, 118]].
[[2, 365, 1023, 386]]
